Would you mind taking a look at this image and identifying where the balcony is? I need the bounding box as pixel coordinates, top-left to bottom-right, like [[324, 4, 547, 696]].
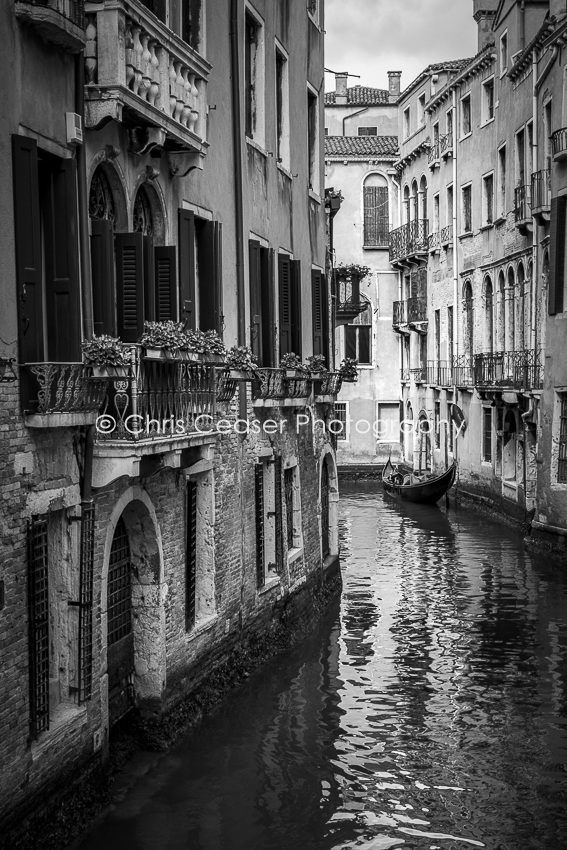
[[411, 366, 426, 384], [440, 223, 453, 246], [252, 369, 311, 408], [473, 350, 543, 391], [389, 220, 428, 264], [22, 363, 107, 427], [84, 0, 210, 164], [428, 140, 440, 169], [428, 230, 440, 253], [531, 169, 551, 223], [514, 185, 532, 232], [15, 0, 86, 53], [552, 128, 567, 162], [440, 133, 453, 159], [427, 360, 454, 387], [314, 372, 344, 402], [392, 297, 427, 331], [335, 273, 369, 325], [453, 354, 473, 388]]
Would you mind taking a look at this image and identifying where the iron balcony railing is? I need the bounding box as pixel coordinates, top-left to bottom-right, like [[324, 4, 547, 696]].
[[428, 140, 440, 164], [552, 128, 567, 161], [453, 354, 473, 387], [441, 223, 453, 245], [392, 297, 427, 327], [21, 0, 85, 28], [98, 346, 217, 441], [252, 368, 315, 401], [440, 133, 453, 156], [514, 184, 531, 223], [389, 219, 428, 262], [427, 360, 454, 386], [313, 372, 344, 396], [428, 230, 440, 251], [408, 219, 429, 255], [531, 168, 551, 212], [411, 366, 426, 383], [21, 363, 107, 416], [389, 223, 409, 262], [473, 350, 543, 390]]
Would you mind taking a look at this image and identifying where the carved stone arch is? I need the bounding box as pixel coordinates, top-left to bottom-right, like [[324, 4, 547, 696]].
[[319, 446, 339, 559], [507, 265, 516, 351], [101, 487, 166, 732], [483, 273, 494, 352], [88, 157, 129, 232], [131, 173, 167, 245], [463, 278, 474, 358]]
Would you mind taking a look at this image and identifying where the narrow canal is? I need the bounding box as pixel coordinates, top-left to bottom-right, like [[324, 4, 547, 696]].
[[74, 485, 567, 850]]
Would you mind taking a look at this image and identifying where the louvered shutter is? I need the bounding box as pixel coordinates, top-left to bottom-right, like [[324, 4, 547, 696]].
[[249, 240, 263, 362], [213, 222, 223, 333], [261, 247, 275, 367], [255, 464, 265, 588], [178, 208, 196, 328], [154, 246, 178, 321], [46, 158, 81, 361], [311, 269, 328, 363], [198, 220, 222, 332], [116, 232, 145, 342], [274, 456, 284, 574], [12, 135, 44, 365], [143, 235, 155, 323], [28, 516, 50, 737], [278, 254, 293, 356], [290, 259, 302, 356], [185, 479, 197, 630], [91, 218, 115, 336], [345, 326, 357, 360], [549, 196, 566, 315]]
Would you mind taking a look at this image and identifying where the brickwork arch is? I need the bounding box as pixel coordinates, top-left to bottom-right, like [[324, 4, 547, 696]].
[[319, 446, 339, 558]]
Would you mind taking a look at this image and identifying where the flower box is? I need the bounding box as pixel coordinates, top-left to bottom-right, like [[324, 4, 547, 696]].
[[91, 364, 129, 379], [203, 353, 225, 364], [228, 369, 254, 380], [144, 347, 167, 361], [342, 375, 357, 383]]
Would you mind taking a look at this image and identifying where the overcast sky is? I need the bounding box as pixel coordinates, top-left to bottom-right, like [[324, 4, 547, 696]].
[[324, 0, 478, 95]]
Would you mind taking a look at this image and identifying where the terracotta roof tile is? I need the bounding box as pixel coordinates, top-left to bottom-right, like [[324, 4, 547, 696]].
[[325, 135, 399, 157], [324, 85, 391, 105]]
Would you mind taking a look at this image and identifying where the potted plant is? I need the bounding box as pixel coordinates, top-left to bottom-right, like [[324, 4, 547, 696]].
[[334, 263, 370, 305], [325, 188, 344, 212], [202, 330, 226, 363], [304, 354, 328, 394], [339, 357, 359, 382], [139, 321, 191, 359], [280, 352, 307, 378], [82, 335, 131, 378], [224, 345, 258, 379]]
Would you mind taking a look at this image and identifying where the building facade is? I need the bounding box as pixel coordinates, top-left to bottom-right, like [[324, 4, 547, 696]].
[[0, 0, 342, 842], [324, 73, 402, 465]]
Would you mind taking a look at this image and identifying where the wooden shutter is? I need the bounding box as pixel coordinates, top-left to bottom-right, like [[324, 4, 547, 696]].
[[274, 456, 284, 574], [143, 234, 155, 323], [249, 240, 263, 362], [178, 208, 196, 328], [255, 464, 265, 588], [90, 218, 115, 336], [311, 269, 328, 363], [116, 232, 145, 342], [199, 220, 223, 332], [46, 158, 81, 361], [345, 326, 357, 360], [28, 516, 50, 737], [364, 186, 388, 246], [12, 135, 44, 365], [154, 246, 178, 321], [278, 254, 293, 357], [186, 480, 197, 630], [261, 247, 275, 367], [291, 259, 302, 356], [549, 196, 566, 315]]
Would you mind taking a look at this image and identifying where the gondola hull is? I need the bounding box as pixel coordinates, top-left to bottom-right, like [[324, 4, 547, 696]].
[[382, 461, 456, 505]]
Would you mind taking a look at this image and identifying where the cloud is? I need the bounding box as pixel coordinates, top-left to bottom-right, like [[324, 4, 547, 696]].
[[324, 0, 478, 94]]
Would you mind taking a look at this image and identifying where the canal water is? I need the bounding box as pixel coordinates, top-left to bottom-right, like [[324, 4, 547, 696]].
[[75, 484, 567, 850]]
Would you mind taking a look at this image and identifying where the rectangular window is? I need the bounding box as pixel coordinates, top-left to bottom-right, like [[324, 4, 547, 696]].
[[28, 515, 50, 737], [376, 402, 400, 443], [527, 121, 534, 180], [447, 397, 454, 452], [446, 184, 453, 228], [498, 145, 506, 218], [403, 107, 410, 139], [461, 94, 471, 136], [358, 127, 378, 136], [345, 325, 371, 364], [278, 254, 301, 357], [516, 128, 526, 186], [434, 309, 440, 360], [434, 399, 441, 449], [363, 185, 389, 246], [500, 31, 508, 74], [186, 480, 198, 629], [255, 464, 265, 588], [245, 11, 264, 144], [418, 93, 426, 125], [446, 108, 453, 137], [307, 88, 319, 192], [185, 473, 215, 629], [544, 101, 552, 167], [334, 402, 348, 441], [462, 184, 472, 233], [180, 0, 203, 52], [284, 466, 298, 551], [275, 47, 290, 169], [482, 407, 493, 462], [558, 394, 567, 483], [311, 268, 328, 364], [433, 193, 440, 233], [482, 78, 495, 123], [249, 240, 275, 366], [483, 173, 494, 225], [447, 305, 454, 362]]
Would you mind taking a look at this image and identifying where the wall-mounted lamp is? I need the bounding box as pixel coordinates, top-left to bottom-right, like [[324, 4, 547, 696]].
[[0, 358, 16, 384]]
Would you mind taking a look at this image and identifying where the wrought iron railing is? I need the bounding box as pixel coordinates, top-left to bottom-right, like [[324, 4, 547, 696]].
[[98, 347, 217, 440], [428, 140, 440, 163], [287, 374, 311, 398], [531, 168, 551, 211], [400, 367, 411, 382], [389, 220, 428, 262], [453, 354, 473, 386], [389, 223, 409, 262], [314, 372, 343, 396], [411, 366, 426, 383], [216, 372, 238, 403], [427, 360, 454, 386], [336, 297, 369, 319], [514, 184, 531, 222], [473, 350, 542, 390], [552, 128, 567, 160], [21, 363, 107, 415], [23, 0, 85, 28], [393, 300, 407, 326], [440, 133, 453, 156], [441, 223, 453, 244], [408, 219, 429, 254], [428, 230, 440, 251], [407, 297, 427, 323]]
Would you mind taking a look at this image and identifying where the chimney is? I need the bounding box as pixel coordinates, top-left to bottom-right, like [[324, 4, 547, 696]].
[[335, 72, 348, 104], [472, 1, 498, 51], [388, 71, 402, 102], [550, 0, 567, 20]]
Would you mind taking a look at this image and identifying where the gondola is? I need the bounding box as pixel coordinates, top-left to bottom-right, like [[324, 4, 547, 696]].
[[382, 458, 456, 505]]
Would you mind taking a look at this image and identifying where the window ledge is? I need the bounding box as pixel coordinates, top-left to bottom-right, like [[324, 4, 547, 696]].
[[307, 11, 322, 32], [288, 546, 303, 565], [277, 162, 292, 180], [363, 244, 388, 250], [30, 703, 87, 761], [480, 223, 494, 232], [309, 188, 322, 204], [493, 216, 506, 226], [246, 137, 269, 157], [481, 118, 495, 128], [458, 231, 473, 240], [258, 576, 281, 595], [460, 132, 473, 142], [186, 613, 218, 641]]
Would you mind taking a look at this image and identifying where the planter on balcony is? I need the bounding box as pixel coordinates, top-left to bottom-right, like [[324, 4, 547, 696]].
[[228, 368, 256, 380], [91, 364, 129, 379], [203, 353, 225, 364], [144, 347, 167, 361], [22, 362, 108, 426], [216, 374, 237, 402], [552, 128, 567, 162]]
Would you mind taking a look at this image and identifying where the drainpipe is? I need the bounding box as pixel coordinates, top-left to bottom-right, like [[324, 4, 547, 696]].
[[520, 1, 526, 51], [230, 0, 246, 348], [391, 174, 403, 387], [342, 106, 368, 136], [531, 48, 538, 355], [452, 89, 459, 362]]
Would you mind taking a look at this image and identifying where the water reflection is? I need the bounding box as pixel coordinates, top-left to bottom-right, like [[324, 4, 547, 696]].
[[74, 486, 567, 850]]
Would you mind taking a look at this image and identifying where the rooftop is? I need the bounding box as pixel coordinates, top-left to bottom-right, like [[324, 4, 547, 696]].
[[324, 85, 391, 106], [325, 135, 399, 158], [400, 58, 473, 98]]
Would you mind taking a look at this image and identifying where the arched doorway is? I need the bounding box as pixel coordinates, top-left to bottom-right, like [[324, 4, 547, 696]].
[[463, 280, 474, 359], [507, 267, 516, 352], [418, 411, 431, 472], [484, 275, 494, 353], [497, 270, 506, 351], [107, 517, 134, 726], [516, 262, 525, 351], [319, 449, 339, 560], [503, 409, 517, 493], [321, 457, 330, 558]]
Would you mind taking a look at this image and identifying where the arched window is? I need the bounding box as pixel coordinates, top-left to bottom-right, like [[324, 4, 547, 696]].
[[411, 179, 419, 221], [507, 266, 515, 352], [363, 174, 389, 247], [419, 174, 428, 223], [133, 185, 154, 237], [463, 280, 474, 358], [403, 184, 410, 224], [484, 274, 494, 353], [89, 165, 115, 226], [497, 270, 506, 351], [344, 295, 372, 365], [516, 262, 525, 351]]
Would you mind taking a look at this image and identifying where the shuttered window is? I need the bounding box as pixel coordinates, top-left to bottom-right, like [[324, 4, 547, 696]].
[[311, 269, 328, 365], [91, 218, 115, 335], [274, 456, 284, 573], [255, 464, 265, 588], [28, 516, 50, 738], [179, 208, 196, 328], [558, 394, 567, 483], [549, 196, 566, 315], [186, 480, 198, 630], [198, 220, 223, 333], [77, 504, 95, 704], [116, 232, 145, 342], [278, 255, 301, 357], [363, 186, 389, 246], [155, 246, 178, 321]]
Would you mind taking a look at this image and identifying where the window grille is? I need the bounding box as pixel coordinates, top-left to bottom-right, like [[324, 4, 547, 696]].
[[274, 456, 284, 572], [321, 460, 330, 558], [186, 480, 197, 629], [483, 407, 493, 462], [358, 127, 378, 136], [28, 516, 50, 737], [434, 401, 441, 449], [78, 504, 95, 703], [255, 465, 265, 588], [107, 518, 132, 645], [284, 467, 294, 550], [334, 402, 347, 440], [559, 394, 567, 483], [364, 186, 389, 246]]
